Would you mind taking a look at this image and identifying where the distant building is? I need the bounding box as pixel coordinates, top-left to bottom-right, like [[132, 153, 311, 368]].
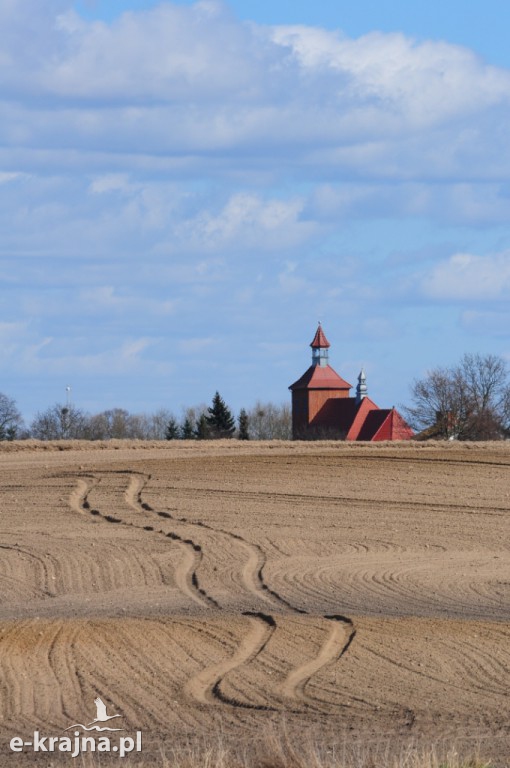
[[289, 324, 413, 441]]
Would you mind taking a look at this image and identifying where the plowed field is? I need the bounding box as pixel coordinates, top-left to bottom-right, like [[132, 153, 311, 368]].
[[1, 440, 510, 763]]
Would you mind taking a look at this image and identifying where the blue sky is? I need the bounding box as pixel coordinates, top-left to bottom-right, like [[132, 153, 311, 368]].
[[2, 0, 510, 425]]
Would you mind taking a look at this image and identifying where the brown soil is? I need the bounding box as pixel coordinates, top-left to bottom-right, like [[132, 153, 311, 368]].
[[1, 440, 510, 764]]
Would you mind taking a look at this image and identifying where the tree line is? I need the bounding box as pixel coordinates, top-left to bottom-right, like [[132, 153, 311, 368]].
[[403, 353, 510, 440], [1, 352, 509, 442], [0, 391, 292, 441]]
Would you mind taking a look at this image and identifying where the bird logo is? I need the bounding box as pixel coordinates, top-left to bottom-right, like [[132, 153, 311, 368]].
[[64, 697, 124, 732], [90, 697, 122, 725]]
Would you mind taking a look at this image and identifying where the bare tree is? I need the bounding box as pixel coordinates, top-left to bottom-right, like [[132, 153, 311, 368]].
[[0, 393, 23, 440], [460, 353, 510, 437], [247, 401, 292, 440], [147, 408, 175, 440], [86, 408, 176, 440], [86, 409, 132, 439], [404, 353, 510, 440], [30, 403, 89, 440]]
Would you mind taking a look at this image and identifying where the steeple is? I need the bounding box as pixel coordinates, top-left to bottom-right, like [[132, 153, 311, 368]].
[[356, 367, 368, 404], [310, 322, 330, 367]]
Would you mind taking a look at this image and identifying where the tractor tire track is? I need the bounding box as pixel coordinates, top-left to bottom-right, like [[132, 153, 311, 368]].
[[185, 612, 276, 709], [67, 475, 218, 609], [122, 472, 214, 607], [68, 472, 357, 713], [68, 476, 99, 517], [135, 479, 302, 613], [280, 616, 356, 704], [136, 475, 357, 711]]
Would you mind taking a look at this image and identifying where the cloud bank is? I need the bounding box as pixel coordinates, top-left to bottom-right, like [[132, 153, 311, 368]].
[[2, 1, 510, 183], [1, 1, 510, 418]]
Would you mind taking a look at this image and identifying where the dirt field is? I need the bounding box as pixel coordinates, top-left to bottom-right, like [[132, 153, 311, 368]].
[[1, 440, 510, 765]]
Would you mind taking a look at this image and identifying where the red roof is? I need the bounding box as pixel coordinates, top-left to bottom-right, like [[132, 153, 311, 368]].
[[310, 324, 330, 349], [345, 396, 380, 440], [289, 364, 352, 391], [371, 409, 414, 441], [353, 407, 414, 441], [355, 409, 392, 440]]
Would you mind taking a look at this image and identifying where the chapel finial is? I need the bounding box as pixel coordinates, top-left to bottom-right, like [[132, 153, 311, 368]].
[[356, 367, 368, 404]]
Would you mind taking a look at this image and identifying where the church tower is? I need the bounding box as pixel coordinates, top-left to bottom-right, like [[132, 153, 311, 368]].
[[288, 323, 352, 439]]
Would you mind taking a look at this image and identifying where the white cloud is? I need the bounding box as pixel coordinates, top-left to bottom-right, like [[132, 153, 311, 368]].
[[277, 261, 308, 295], [0, 321, 30, 360], [272, 26, 510, 125], [177, 336, 217, 354], [305, 181, 510, 225], [421, 252, 510, 301], [17, 336, 155, 376], [42, 3, 268, 101], [0, 172, 23, 184], [80, 286, 177, 316], [89, 174, 131, 195], [1, 3, 510, 184], [172, 192, 315, 252]]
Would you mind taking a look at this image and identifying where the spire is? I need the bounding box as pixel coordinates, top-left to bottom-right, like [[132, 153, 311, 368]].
[[310, 322, 330, 349], [356, 367, 368, 404], [310, 323, 330, 367]]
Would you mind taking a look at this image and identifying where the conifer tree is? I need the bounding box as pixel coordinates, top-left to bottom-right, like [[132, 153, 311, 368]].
[[165, 417, 180, 440], [181, 416, 195, 439], [194, 413, 210, 440], [238, 408, 250, 440], [205, 391, 236, 439]]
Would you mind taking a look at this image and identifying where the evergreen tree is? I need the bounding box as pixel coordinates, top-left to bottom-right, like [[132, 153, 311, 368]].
[[238, 408, 250, 440], [181, 416, 195, 439], [205, 391, 236, 438], [165, 417, 180, 440], [194, 413, 210, 440]]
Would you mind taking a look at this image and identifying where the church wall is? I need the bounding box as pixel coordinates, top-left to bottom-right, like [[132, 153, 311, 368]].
[[292, 388, 351, 439], [308, 389, 349, 425], [291, 390, 309, 438]]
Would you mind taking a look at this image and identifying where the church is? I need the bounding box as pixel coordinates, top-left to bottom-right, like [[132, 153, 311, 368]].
[[289, 324, 413, 441]]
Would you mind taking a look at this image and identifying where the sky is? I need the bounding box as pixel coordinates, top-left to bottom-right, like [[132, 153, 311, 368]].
[[2, 0, 510, 425]]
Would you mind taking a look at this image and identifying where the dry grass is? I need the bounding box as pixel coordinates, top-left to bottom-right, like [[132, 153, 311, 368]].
[[74, 730, 499, 768], [75, 747, 497, 768]]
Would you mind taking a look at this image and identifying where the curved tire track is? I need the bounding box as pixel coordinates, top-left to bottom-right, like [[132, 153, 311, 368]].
[[136, 474, 357, 710], [135, 480, 302, 613], [68, 476, 99, 517], [185, 612, 276, 709], [68, 474, 218, 609], [280, 616, 356, 703], [67, 471, 357, 712]]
